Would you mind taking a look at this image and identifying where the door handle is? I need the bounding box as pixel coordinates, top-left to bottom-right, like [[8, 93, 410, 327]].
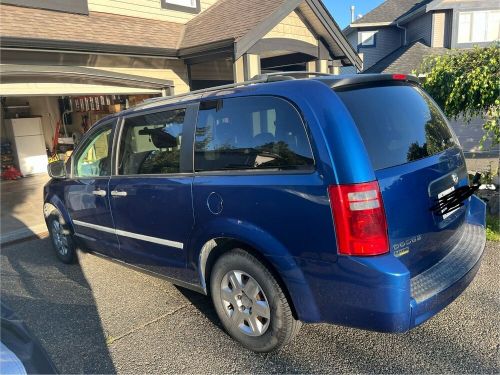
[[92, 190, 107, 197], [110, 190, 128, 197]]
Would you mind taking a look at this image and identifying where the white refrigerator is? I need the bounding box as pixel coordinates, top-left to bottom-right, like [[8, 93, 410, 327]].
[[4, 118, 49, 176]]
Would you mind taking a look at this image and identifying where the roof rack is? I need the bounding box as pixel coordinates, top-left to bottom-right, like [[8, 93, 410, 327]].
[[141, 71, 335, 105]]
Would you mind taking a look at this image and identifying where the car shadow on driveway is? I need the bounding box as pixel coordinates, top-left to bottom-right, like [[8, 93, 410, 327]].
[[0, 238, 116, 374], [175, 286, 221, 328]]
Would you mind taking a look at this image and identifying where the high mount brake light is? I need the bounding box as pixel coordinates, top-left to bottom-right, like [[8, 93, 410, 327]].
[[328, 181, 389, 256], [392, 74, 407, 81]]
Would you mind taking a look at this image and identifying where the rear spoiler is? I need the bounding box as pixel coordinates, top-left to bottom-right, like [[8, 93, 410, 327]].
[[329, 74, 420, 90]]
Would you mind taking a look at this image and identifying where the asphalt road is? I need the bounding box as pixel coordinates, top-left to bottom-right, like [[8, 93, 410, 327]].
[[1, 238, 499, 374]]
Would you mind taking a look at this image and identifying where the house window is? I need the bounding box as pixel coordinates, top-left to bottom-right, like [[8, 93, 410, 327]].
[[458, 11, 500, 43], [359, 31, 376, 47], [161, 0, 200, 13]]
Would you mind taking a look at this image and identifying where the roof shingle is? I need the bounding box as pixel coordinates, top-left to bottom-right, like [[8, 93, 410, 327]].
[[363, 40, 447, 74], [180, 0, 288, 49], [0, 4, 182, 50], [352, 0, 432, 25]]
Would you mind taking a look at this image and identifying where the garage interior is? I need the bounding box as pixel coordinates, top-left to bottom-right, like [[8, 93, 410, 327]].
[[0, 64, 174, 180]]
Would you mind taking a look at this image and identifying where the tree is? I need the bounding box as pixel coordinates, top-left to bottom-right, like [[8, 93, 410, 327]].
[[417, 44, 500, 149]]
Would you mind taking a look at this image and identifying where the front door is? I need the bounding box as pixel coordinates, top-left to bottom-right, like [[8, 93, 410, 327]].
[[109, 105, 196, 280], [66, 121, 119, 257]]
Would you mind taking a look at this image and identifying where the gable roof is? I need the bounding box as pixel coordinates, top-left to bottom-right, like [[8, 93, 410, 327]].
[[363, 39, 447, 74], [352, 0, 432, 26], [180, 0, 361, 69], [180, 0, 297, 50]]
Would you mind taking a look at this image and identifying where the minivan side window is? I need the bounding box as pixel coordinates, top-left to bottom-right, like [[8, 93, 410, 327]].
[[118, 108, 186, 175], [74, 124, 112, 178], [194, 96, 314, 172]]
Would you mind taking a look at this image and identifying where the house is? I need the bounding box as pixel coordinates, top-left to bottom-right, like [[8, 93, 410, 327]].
[[0, 0, 361, 163], [343, 0, 499, 154], [344, 0, 499, 74]]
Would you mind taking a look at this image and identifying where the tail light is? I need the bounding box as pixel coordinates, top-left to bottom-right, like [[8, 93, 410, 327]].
[[328, 181, 389, 256]]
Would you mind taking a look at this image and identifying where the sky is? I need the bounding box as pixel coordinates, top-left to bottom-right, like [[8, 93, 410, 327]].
[[323, 0, 385, 29]]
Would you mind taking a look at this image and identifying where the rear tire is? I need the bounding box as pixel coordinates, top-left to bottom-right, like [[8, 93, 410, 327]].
[[210, 248, 301, 352], [47, 213, 76, 264]]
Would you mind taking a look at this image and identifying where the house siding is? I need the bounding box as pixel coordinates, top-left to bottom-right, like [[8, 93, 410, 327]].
[[358, 27, 402, 70], [263, 11, 317, 45], [87, 0, 218, 24], [406, 11, 433, 45], [96, 61, 190, 94]]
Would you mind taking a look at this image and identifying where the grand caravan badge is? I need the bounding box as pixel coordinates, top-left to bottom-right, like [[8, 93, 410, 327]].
[[393, 235, 422, 257]]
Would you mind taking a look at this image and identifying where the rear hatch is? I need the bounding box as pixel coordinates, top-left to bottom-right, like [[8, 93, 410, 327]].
[[335, 80, 468, 276]]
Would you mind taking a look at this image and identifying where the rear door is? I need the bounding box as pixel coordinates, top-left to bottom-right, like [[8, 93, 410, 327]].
[[67, 121, 119, 257], [108, 104, 196, 280], [192, 95, 332, 273], [336, 83, 467, 276]]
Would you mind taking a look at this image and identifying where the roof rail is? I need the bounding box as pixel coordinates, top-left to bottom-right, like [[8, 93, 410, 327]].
[[141, 71, 333, 105], [253, 71, 334, 81]]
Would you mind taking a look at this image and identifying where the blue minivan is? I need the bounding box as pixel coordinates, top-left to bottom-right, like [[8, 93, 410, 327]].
[[44, 73, 486, 352]]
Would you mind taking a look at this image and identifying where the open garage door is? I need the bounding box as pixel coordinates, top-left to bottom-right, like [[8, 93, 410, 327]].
[[0, 64, 174, 96]]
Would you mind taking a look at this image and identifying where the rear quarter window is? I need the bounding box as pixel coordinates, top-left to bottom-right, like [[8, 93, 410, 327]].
[[194, 96, 314, 172], [336, 84, 457, 170]]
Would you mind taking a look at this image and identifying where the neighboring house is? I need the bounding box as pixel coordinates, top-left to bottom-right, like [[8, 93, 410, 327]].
[[342, 0, 499, 155], [0, 0, 361, 156], [343, 0, 499, 73]]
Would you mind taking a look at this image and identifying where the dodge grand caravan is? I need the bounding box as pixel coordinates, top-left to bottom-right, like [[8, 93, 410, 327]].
[[44, 73, 486, 352]]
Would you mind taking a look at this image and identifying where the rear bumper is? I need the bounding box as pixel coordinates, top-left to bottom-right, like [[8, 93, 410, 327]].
[[299, 195, 486, 332], [409, 221, 485, 328]]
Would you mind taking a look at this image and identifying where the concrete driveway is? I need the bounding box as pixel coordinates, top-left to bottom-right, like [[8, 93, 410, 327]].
[[0, 174, 49, 245], [1, 238, 498, 374]]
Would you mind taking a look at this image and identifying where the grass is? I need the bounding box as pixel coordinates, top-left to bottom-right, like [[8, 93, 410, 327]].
[[486, 214, 500, 242]]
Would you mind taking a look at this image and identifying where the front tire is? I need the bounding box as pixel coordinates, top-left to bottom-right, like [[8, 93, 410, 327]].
[[47, 213, 76, 264], [210, 248, 301, 352]]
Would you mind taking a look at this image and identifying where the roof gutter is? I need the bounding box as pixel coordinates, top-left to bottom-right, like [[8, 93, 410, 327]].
[[0, 37, 178, 58], [396, 21, 407, 46]]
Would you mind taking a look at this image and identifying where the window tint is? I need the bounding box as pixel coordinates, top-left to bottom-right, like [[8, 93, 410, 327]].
[[336, 84, 457, 171], [195, 96, 314, 172], [75, 125, 112, 177], [118, 109, 185, 175]]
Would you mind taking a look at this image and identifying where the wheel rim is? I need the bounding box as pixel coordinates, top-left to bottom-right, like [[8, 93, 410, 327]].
[[220, 270, 271, 337], [51, 220, 69, 256]]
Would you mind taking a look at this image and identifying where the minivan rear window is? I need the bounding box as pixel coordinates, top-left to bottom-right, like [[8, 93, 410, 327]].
[[336, 84, 457, 170]]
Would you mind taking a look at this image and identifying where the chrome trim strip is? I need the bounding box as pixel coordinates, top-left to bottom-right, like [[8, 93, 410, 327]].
[[73, 220, 183, 249]]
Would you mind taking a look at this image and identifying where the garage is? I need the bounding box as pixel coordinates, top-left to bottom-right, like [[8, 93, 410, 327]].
[[0, 64, 173, 178]]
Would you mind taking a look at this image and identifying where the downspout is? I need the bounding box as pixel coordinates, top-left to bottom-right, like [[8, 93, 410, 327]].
[[396, 21, 407, 46]]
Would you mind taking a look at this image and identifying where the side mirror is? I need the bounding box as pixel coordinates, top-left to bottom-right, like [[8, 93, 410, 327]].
[[47, 160, 67, 179]]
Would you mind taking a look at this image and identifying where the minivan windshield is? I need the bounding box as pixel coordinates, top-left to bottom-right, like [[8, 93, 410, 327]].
[[336, 84, 457, 170]]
